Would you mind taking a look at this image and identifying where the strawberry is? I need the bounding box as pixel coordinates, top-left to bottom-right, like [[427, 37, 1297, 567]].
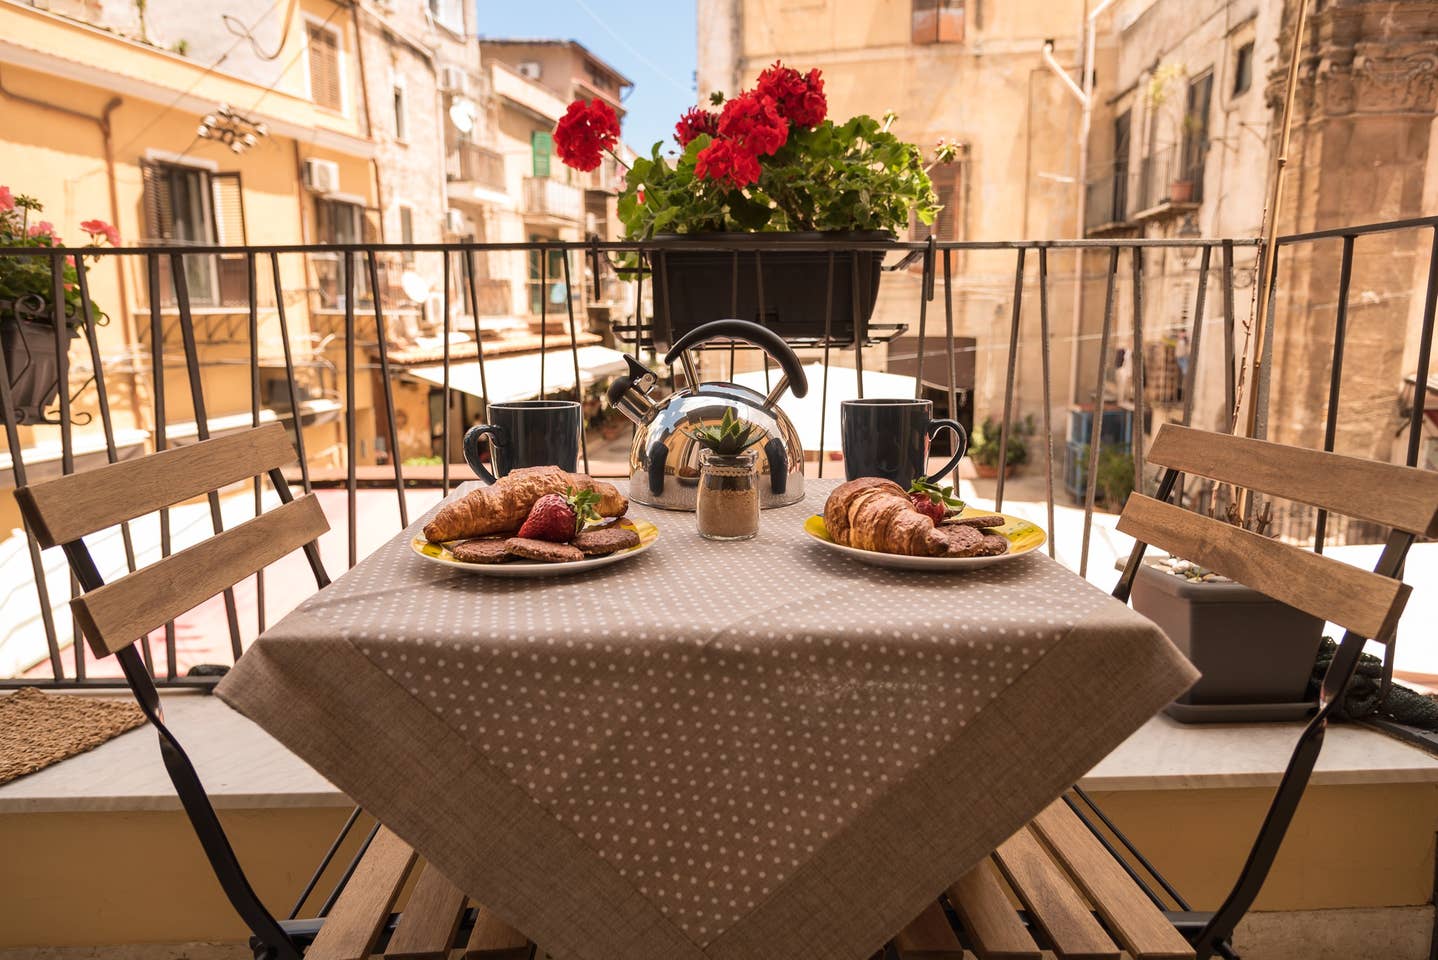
[[908, 478, 964, 524], [517, 487, 602, 542]]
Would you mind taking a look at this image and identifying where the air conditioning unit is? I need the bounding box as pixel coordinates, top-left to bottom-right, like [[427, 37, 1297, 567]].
[[439, 65, 469, 95], [444, 209, 467, 234], [517, 61, 541, 81], [302, 158, 340, 194]]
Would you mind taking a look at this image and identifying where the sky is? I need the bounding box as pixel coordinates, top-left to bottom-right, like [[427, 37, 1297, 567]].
[[476, 1, 699, 156]]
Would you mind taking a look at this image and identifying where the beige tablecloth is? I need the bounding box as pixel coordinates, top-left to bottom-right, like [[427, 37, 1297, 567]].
[[217, 480, 1196, 960]]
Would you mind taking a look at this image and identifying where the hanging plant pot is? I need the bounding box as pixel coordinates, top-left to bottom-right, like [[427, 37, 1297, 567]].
[[1, 297, 79, 425], [647, 231, 891, 350]]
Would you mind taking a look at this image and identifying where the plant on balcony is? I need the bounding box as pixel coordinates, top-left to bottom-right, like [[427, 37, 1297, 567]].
[[0, 187, 117, 424], [968, 414, 1035, 479], [552, 64, 957, 348]]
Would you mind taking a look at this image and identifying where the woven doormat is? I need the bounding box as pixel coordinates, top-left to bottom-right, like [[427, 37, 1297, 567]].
[[0, 687, 147, 786]]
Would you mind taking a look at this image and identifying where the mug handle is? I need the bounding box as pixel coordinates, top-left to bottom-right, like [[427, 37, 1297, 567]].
[[463, 424, 505, 484], [922, 418, 968, 485]]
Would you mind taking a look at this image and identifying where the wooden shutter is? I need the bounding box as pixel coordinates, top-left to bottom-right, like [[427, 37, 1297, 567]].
[[141, 161, 176, 242], [913, 0, 963, 44], [931, 163, 961, 241], [212, 172, 247, 305], [308, 23, 342, 110]]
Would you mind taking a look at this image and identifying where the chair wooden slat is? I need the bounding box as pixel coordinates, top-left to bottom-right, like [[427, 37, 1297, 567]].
[[993, 828, 1119, 960], [13, 421, 296, 547], [1118, 494, 1410, 641], [1147, 424, 1438, 538], [307, 828, 419, 960], [70, 493, 328, 657], [946, 859, 1042, 960], [894, 898, 965, 959], [1031, 802, 1194, 959], [384, 862, 469, 960], [463, 906, 532, 959]]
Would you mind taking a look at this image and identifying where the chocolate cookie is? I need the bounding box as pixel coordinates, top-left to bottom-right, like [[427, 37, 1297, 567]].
[[942, 523, 985, 557], [973, 532, 1010, 556], [449, 538, 513, 564], [505, 537, 585, 563], [944, 514, 1007, 529], [571, 526, 640, 556]]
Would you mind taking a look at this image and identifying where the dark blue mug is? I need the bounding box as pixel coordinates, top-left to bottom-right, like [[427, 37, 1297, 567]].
[[840, 398, 967, 488], [463, 400, 581, 484]]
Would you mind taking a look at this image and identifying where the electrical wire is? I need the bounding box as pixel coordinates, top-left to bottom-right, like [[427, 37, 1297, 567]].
[[223, 0, 300, 61]]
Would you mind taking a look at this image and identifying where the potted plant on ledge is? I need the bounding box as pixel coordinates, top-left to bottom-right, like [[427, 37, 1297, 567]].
[[968, 414, 1034, 479], [551, 63, 952, 349], [0, 186, 117, 424]]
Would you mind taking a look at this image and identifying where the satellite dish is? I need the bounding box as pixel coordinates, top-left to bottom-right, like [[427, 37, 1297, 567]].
[[448, 98, 476, 133], [401, 270, 431, 304]]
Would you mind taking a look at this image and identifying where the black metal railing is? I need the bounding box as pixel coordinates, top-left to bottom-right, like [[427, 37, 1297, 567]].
[[1, 220, 1434, 686]]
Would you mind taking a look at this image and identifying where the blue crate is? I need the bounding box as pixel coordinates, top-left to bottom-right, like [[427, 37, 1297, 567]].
[[1068, 407, 1133, 447]]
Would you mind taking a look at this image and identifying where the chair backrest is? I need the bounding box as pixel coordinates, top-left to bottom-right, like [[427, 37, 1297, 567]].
[[11, 421, 327, 960], [14, 421, 330, 659], [1112, 423, 1438, 957]]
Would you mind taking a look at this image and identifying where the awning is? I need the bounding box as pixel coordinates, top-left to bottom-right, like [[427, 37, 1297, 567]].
[[407, 345, 632, 404], [733, 363, 919, 452]]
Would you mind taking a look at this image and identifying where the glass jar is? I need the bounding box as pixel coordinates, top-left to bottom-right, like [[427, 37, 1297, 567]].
[[695, 449, 760, 541]]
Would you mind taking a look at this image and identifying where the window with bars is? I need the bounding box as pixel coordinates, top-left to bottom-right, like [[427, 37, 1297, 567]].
[[307, 22, 343, 111], [1180, 69, 1213, 200], [912, 0, 964, 44], [140, 161, 248, 307]]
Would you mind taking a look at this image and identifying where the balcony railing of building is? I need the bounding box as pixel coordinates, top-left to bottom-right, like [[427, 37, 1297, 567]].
[[1136, 143, 1204, 216], [523, 176, 584, 222], [1, 219, 1434, 688], [446, 142, 506, 192]]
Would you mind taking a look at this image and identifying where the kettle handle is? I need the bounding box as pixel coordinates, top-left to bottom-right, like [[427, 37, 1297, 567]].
[[663, 319, 809, 399]]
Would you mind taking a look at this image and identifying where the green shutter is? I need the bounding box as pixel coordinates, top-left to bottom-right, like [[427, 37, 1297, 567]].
[[531, 131, 553, 177]]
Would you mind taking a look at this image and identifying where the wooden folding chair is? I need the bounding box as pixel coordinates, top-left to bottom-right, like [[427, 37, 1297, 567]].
[[14, 422, 534, 960], [886, 423, 1438, 960]]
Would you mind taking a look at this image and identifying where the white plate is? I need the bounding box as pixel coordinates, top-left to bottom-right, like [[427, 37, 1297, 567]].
[[411, 518, 658, 578], [803, 511, 1046, 571]]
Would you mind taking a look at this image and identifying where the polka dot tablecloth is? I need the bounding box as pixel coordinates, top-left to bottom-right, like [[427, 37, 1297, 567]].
[[217, 480, 1196, 960]]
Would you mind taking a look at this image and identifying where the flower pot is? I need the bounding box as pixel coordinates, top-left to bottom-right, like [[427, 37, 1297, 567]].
[[973, 462, 1019, 480], [1, 314, 77, 425], [647, 231, 891, 350], [1131, 562, 1323, 723], [1168, 180, 1195, 204]]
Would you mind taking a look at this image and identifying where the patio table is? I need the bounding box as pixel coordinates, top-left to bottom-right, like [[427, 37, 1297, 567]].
[[216, 479, 1197, 960]]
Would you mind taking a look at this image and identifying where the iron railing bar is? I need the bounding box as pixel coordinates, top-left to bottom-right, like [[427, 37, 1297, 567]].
[[1315, 235, 1355, 554], [818, 251, 835, 479], [49, 253, 85, 680], [343, 252, 358, 568], [1253, 241, 1280, 443], [1079, 247, 1120, 579], [757, 251, 771, 393], [1275, 214, 1438, 244], [441, 251, 452, 495], [75, 253, 150, 671], [1181, 245, 1211, 429], [365, 251, 408, 528], [561, 252, 590, 474], [539, 245, 548, 397], [171, 252, 245, 664], [914, 237, 934, 400], [1221, 240, 1237, 431], [246, 252, 266, 634], [269, 253, 311, 494], [729, 251, 739, 379], [1405, 226, 1438, 469], [1130, 246, 1147, 498], [995, 247, 1025, 511], [1038, 247, 1056, 558], [852, 251, 865, 399], [147, 253, 178, 681], [461, 250, 492, 427], [942, 250, 957, 485]]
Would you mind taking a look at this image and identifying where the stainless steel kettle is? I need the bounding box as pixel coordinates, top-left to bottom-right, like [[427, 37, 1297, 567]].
[[606, 319, 809, 510]]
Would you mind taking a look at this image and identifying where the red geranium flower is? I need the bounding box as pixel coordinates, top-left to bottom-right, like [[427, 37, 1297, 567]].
[[554, 98, 621, 172], [694, 139, 762, 190], [0, 186, 13, 213], [80, 219, 120, 246], [675, 106, 721, 147], [755, 61, 827, 128], [717, 91, 789, 157]]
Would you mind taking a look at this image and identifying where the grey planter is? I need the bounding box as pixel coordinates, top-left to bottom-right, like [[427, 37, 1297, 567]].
[[1, 315, 77, 425], [1131, 561, 1324, 723]]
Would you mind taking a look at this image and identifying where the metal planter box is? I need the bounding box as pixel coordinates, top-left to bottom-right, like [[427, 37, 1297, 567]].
[[1131, 562, 1324, 722]]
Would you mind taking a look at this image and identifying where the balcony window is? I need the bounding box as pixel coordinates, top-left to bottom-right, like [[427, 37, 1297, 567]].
[[140, 160, 248, 307], [1180, 69, 1213, 201], [1112, 108, 1131, 220], [312, 198, 375, 308], [392, 80, 408, 142], [1232, 41, 1254, 97], [912, 0, 964, 45], [307, 21, 343, 111]]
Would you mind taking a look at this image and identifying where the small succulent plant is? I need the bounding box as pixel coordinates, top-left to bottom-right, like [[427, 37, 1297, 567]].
[[684, 409, 765, 456]]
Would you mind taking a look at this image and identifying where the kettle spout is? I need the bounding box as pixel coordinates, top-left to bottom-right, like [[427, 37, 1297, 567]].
[[606, 354, 657, 425]]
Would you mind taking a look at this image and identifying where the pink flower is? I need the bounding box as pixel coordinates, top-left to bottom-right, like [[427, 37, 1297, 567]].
[[27, 221, 55, 240], [0, 187, 13, 212], [81, 219, 120, 246]]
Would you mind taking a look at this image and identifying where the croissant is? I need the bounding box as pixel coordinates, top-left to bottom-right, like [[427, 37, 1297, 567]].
[[824, 478, 948, 557], [423, 466, 628, 542]]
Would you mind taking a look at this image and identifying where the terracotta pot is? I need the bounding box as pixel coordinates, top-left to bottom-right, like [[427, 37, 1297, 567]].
[[973, 462, 1017, 479], [1168, 180, 1195, 203]]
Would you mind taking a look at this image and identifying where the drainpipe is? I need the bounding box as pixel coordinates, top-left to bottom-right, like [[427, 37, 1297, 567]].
[[1042, 0, 1117, 410]]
